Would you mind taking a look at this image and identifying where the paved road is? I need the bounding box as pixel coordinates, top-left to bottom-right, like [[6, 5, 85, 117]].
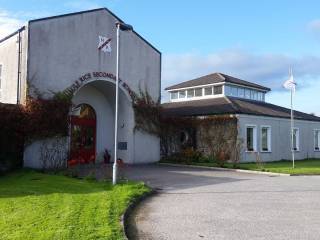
[[125, 164, 320, 240]]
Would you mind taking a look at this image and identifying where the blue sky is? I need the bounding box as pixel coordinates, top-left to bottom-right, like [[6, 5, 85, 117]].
[[1, 0, 320, 115]]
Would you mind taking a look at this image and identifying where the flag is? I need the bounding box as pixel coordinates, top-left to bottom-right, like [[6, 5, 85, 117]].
[[98, 36, 112, 53], [283, 68, 296, 93]]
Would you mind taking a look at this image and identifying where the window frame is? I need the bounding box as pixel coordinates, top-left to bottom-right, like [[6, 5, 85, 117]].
[[194, 88, 203, 97], [187, 89, 195, 98], [314, 129, 320, 152], [246, 124, 257, 152], [292, 127, 300, 151], [213, 85, 223, 95], [204, 86, 213, 96], [170, 91, 178, 100], [260, 125, 272, 152], [178, 90, 186, 99]]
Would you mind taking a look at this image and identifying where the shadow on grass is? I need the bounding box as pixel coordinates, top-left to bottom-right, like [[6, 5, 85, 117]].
[[0, 169, 134, 198]]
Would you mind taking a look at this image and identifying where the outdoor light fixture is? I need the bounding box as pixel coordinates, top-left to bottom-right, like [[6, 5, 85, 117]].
[[113, 22, 133, 185]]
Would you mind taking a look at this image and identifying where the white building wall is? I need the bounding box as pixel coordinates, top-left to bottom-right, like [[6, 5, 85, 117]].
[[0, 27, 28, 104], [238, 114, 320, 162], [24, 9, 161, 165]]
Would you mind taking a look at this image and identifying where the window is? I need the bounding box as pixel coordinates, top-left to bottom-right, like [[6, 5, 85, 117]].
[[224, 85, 231, 95], [187, 89, 195, 98], [171, 91, 178, 100], [179, 90, 186, 98], [0, 64, 2, 89], [231, 87, 238, 96], [238, 88, 245, 98], [250, 90, 255, 100], [214, 85, 223, 95], [246, 125, 257, 151], [204, 87, 213, 95], [261, 126, 271, 152], [315, 130, 320, 151], [292, 128, 299, 151], [245, 89, 250, 99], [194, 88, 202, 97]]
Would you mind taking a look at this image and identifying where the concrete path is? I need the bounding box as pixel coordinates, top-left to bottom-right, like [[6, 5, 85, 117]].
[[124, 164, 320, 240]]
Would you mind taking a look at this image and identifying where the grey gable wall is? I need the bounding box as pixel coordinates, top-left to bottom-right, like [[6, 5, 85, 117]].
[[27, 9, 161, 100]]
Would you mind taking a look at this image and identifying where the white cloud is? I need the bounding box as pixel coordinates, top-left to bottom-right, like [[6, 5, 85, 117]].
[[162, 49, 320, 93], [0, 10, 25, 39], [162, 49, 320, 114]]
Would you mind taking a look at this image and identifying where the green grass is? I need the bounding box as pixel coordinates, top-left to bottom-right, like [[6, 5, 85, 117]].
[[161, 158, 320, 175], [232, 159, 320, 175], [0, 170, 149, 240]]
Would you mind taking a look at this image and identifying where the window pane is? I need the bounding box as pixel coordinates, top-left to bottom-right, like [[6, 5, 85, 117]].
[[245, 89, 250, 99], [171, 91, 178, 99], [187, 89, 194, 98], [261, 127, 269, 151], [250, 90, 254, 100], [195, 88, 202, 97], [179, 91, 186, 98], [238, 88, 244, 98], [231, 87, 238, 96], [293, 129, 298, 150], [315, 130, 320, 150], [204, 87, 213, 95], [225, 85, 231, 95], [246, 127, 254, 151], [214, 85, 223, 95]]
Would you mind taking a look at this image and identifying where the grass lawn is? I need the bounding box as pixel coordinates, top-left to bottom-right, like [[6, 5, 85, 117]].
[[232, 159, 320, 175], [161, 158, 320, 175], [0, 170, 149, 240]]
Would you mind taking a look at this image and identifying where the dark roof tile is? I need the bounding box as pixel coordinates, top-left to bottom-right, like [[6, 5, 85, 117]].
[[161, 97, 320, 122], [165, 73, 270, 91]]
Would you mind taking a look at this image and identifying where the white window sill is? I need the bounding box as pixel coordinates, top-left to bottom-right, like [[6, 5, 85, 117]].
[[245, 150, 257, 153], [260, 151, 272, 153]]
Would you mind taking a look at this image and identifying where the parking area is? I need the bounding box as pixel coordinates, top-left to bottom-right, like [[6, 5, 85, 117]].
[[125, 164, 320, 240]]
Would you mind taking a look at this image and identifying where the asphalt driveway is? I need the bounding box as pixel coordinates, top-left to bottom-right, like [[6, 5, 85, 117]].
[[124, 164, 320, 240]]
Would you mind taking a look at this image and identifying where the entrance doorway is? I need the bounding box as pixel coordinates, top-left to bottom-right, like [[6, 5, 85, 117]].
[[69, 104, 96, 166]]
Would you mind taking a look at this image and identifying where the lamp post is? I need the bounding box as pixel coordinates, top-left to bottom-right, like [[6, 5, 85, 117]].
[[113, 22, 133, 185]]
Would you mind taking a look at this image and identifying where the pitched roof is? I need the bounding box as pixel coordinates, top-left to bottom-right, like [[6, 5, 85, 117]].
[[161, 97, 320, 122], [165, 73, 271, 92]]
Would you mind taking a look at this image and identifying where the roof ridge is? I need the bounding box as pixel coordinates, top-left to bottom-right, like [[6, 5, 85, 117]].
[[225, 96, 241, 113], [216, 72, 226, 80], [231, 97, 320, 120]]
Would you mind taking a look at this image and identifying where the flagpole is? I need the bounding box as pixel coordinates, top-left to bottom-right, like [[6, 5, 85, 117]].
[[291, 82, 295, 169], [112, 22, 133, 185]]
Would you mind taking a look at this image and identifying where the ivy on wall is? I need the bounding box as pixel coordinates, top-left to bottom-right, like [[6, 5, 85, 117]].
[[131, 88, 161, 136], [0, 92, 72, 172], [130, 89, 242, 165]]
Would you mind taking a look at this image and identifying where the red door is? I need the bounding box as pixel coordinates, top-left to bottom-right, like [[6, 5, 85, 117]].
[[68, 104, 96, 166]]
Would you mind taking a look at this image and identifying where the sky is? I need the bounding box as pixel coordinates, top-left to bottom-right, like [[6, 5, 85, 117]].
[[0, 0, 320, 115]]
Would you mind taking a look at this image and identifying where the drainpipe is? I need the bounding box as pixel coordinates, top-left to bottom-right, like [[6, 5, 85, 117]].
[[16, 27, 25, 104]]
